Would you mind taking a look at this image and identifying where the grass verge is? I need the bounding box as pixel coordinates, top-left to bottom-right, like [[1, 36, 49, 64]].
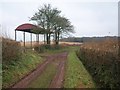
[[2, 50, 44, 88], [64, 49, 96, 88]]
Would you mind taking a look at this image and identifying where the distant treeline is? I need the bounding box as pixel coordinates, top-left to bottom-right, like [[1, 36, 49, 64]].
[[60, 36, 118, 42]]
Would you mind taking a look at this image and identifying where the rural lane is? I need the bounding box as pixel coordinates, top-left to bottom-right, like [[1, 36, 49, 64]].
[[11, 52, 68, 88]]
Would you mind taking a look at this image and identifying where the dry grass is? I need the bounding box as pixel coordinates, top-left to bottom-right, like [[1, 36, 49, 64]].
[[2, 37, 22, 64], [82, 39, 118, 53], [59, 42, 82, 46], [20, 41, 44, 47]]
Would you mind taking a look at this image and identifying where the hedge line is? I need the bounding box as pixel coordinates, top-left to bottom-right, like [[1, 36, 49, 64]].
[[77, 41, 120, 88]]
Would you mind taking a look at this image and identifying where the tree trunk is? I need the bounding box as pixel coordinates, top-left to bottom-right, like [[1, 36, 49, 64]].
[[44, 34, 45, 44], [46, 33, 49, 44], [48, 33, 51, 44], [57, 32, 60, 45], [55, 32, 59, 45], [46, 33, 51, 45], [55, 32, 58, 45]]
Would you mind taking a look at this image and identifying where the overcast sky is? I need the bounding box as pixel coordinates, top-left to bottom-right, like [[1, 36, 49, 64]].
[[0, 0, 119, 41]]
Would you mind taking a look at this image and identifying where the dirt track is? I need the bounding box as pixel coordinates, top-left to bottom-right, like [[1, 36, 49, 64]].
[[49, 52, 67, 88], [11, 52, 68, 88]]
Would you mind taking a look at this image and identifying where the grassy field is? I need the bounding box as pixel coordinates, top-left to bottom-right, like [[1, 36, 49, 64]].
[[2, 50, 44, 88]]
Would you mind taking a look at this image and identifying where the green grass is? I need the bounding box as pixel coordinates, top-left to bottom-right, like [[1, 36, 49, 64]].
[[28, 61, 57, 88], [2, 50, 44, 88], [40, 46, 69, 54], [2, 45, 96, 88], [64, 49, 96, 88], [40, 46, 80, 55]]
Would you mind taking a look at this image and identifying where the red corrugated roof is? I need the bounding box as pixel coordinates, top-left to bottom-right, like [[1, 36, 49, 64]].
[[15, 23, 48, 34], [15, 23, 38, 31]]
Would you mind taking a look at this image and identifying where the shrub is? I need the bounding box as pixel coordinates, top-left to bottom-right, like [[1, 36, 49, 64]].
[[2, 37, 22, 65], [2, 37, 44, 88], [77, 39, 120, 88], [34, 44, 63, 53]]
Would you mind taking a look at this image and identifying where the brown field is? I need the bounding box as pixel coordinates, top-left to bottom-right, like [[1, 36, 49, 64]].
[[81, 39, 118, 53], [20, 41, 82, 47]]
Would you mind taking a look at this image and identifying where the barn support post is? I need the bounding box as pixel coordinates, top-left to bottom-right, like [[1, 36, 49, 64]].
[[36, 34, 38, 46], [30, 33, 32, 49], [38, 34, 39, 45], [23, 31, 25, 51], [36, 34, 37, 45], [36, 34, 37, 42], [15, 30, 16, 41], [44, 34, 45, 44]]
